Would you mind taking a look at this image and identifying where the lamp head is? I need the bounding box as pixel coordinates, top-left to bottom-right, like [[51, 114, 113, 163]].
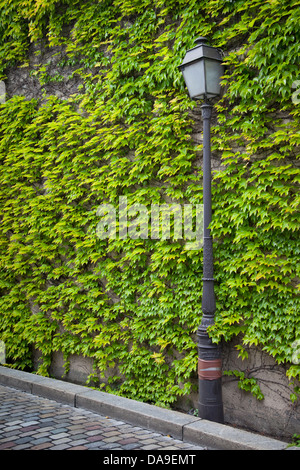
[[178, 37, 224, 100]]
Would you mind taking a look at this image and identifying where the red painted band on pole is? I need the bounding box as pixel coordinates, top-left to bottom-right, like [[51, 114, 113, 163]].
[[198, 358, 222, 380]]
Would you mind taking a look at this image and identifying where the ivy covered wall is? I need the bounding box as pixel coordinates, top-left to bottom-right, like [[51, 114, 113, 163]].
[[0, 0, 299, 432]]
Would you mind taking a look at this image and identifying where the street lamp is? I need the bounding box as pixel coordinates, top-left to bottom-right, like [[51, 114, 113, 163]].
[[178, 37, 225, 423]]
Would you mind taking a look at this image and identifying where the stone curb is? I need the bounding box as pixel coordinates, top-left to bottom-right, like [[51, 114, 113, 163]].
[[0, 366, 290, 450]]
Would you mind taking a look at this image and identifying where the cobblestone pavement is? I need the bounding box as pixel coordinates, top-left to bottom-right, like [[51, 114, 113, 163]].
[[0, 385, 205, 451]]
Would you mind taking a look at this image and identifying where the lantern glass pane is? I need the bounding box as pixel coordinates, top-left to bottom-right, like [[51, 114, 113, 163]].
[[204, 59, 224, 98], [181, 59, 205, 100]]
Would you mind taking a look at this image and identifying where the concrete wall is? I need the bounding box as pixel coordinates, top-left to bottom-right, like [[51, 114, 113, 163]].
[[222, 339, 300, 439]]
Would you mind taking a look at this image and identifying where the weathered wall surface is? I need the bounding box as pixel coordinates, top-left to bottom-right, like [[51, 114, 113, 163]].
[[222, 341, 300, 439]]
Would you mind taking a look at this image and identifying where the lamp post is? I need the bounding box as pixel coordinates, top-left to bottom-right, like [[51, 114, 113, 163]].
[[178, 37, 224, 423]]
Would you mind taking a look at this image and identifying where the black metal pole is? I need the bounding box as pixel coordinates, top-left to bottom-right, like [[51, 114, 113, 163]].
[[197, 101, 224, 423]]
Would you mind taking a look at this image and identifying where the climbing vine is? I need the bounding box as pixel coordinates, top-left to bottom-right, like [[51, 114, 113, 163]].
[[0, 0, 299, 407]]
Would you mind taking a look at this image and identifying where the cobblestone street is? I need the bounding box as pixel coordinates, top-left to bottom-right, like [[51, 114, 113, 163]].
[[0, 385, 205, 451]]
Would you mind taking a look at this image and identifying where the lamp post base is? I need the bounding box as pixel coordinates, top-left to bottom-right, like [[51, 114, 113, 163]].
[[198, 377, 224, 424]]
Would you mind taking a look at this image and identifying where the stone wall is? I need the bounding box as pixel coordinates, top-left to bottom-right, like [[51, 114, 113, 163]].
[[5, 42, 81, 102]]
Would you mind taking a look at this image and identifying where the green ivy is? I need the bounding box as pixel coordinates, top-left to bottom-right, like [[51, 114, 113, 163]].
[[0, 0, 299, 407], [223, 370, 264, 401]]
